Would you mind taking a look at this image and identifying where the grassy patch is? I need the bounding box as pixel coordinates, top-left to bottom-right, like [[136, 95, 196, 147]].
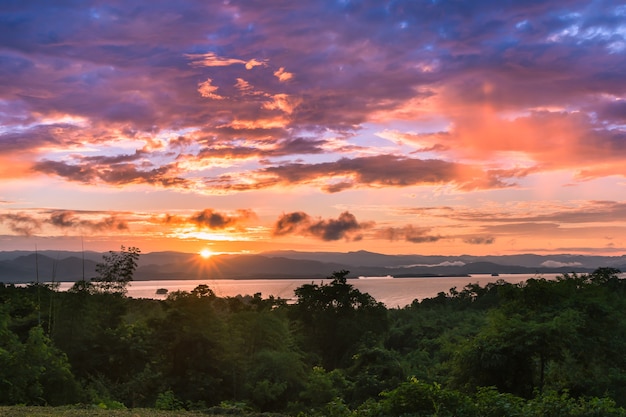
[[0, 406, 218, 417], [0, 406, 291, 417]]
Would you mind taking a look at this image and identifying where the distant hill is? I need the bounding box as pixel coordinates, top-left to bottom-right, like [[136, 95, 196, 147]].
[[0, 253, 98, 283], [263, 250, 626, 270], [135, 254, 349, 280], [0, 250, 624, 283]]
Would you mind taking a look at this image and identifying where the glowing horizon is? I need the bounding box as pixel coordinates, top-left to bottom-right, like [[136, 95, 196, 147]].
[[1, 1, 626, 256]]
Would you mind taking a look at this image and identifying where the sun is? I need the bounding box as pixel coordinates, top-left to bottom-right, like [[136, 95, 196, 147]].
[[199, 249, 213, 259]]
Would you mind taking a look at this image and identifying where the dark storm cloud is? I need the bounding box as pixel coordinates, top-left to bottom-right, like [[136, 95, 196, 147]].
[[273, 211, 372, 241]]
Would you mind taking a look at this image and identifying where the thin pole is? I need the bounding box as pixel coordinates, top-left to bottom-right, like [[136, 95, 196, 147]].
[[81, 236, 85, 281], [48, 254, 57, 335], [35, 244, 41, 326]]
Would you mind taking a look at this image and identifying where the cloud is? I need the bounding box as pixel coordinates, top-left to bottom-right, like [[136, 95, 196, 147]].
[[188, 209, 256, 229], [0, 210, 129, 236], [0, 124, 69, 153], [48, 210, 129, 232], [2, 0, 624, 196], [377, 225, 441, 243], [198, 79, 224, 100], [263, 94, 301, 114], [439, 201, 626, 225], [274, 67, 293, 82], [49, 211, 76, 228], [439, 110, 626, 179], [163, 208, 257, 231], [399, 261, 466, 268], [540, 260, 584, 268], [32, 159, 190, 188], [434, 261, 466, 267], [235, 78, 254, 93], [226, 154, 528, 193], [463, 236, 495, 245], [196, 137, 327, 161], [376, 130, 451, 153], [0, 213, 42, 236], [2, 0, 626, 256], [186, 53, 267, 70], [273, 212, 310, 236], [273, 211, 372, 241]]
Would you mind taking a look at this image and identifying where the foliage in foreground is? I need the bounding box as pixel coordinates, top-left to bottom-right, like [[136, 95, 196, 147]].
[[2, 260, 626, 416], [0, 405, 284, 417]]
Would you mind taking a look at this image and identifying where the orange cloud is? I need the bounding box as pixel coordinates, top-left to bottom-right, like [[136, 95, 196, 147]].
[[186, 53, 267, 69], [198, 78, 225, 100], [0, 212, 42, 236], [274, 67, 293, 82]]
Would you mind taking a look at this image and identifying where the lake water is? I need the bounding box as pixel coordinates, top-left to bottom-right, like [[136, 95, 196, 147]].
[[56, 273, 563, 307]]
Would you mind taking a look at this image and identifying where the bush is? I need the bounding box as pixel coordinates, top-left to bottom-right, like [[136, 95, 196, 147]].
[[155, 390, 184, 411]]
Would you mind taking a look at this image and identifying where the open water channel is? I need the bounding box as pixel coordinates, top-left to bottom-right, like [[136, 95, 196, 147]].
[[57, 273, 564, 307]]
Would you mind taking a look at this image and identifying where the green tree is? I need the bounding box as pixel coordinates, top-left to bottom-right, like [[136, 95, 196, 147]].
[[451, 271, 626, 401], [51, 290, 129, 380], [151, 285, 227, 406], [290, 270, 388, 369], [452, 307, 583, 397], [0, 314, 79, 405], [92, 246, 141, 295], [225, 306, 302, 401], [247, 349, 306, 411], [375, 378, 474, 417], [298, 366, 350, 411], [346, 344, 405, 405]]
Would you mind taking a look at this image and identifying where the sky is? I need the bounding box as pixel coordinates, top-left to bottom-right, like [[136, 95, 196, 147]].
[[1, 0, 626, 256]]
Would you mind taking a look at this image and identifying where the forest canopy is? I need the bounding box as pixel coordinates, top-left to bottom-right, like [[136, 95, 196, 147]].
[[1, 264, 626, 416]]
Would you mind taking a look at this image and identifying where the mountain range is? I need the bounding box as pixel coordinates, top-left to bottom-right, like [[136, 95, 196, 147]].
[[1, 250, 625, 284]]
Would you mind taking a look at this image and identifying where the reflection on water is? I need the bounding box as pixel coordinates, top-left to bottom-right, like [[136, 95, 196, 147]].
[[56, 273, 561, 307]]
